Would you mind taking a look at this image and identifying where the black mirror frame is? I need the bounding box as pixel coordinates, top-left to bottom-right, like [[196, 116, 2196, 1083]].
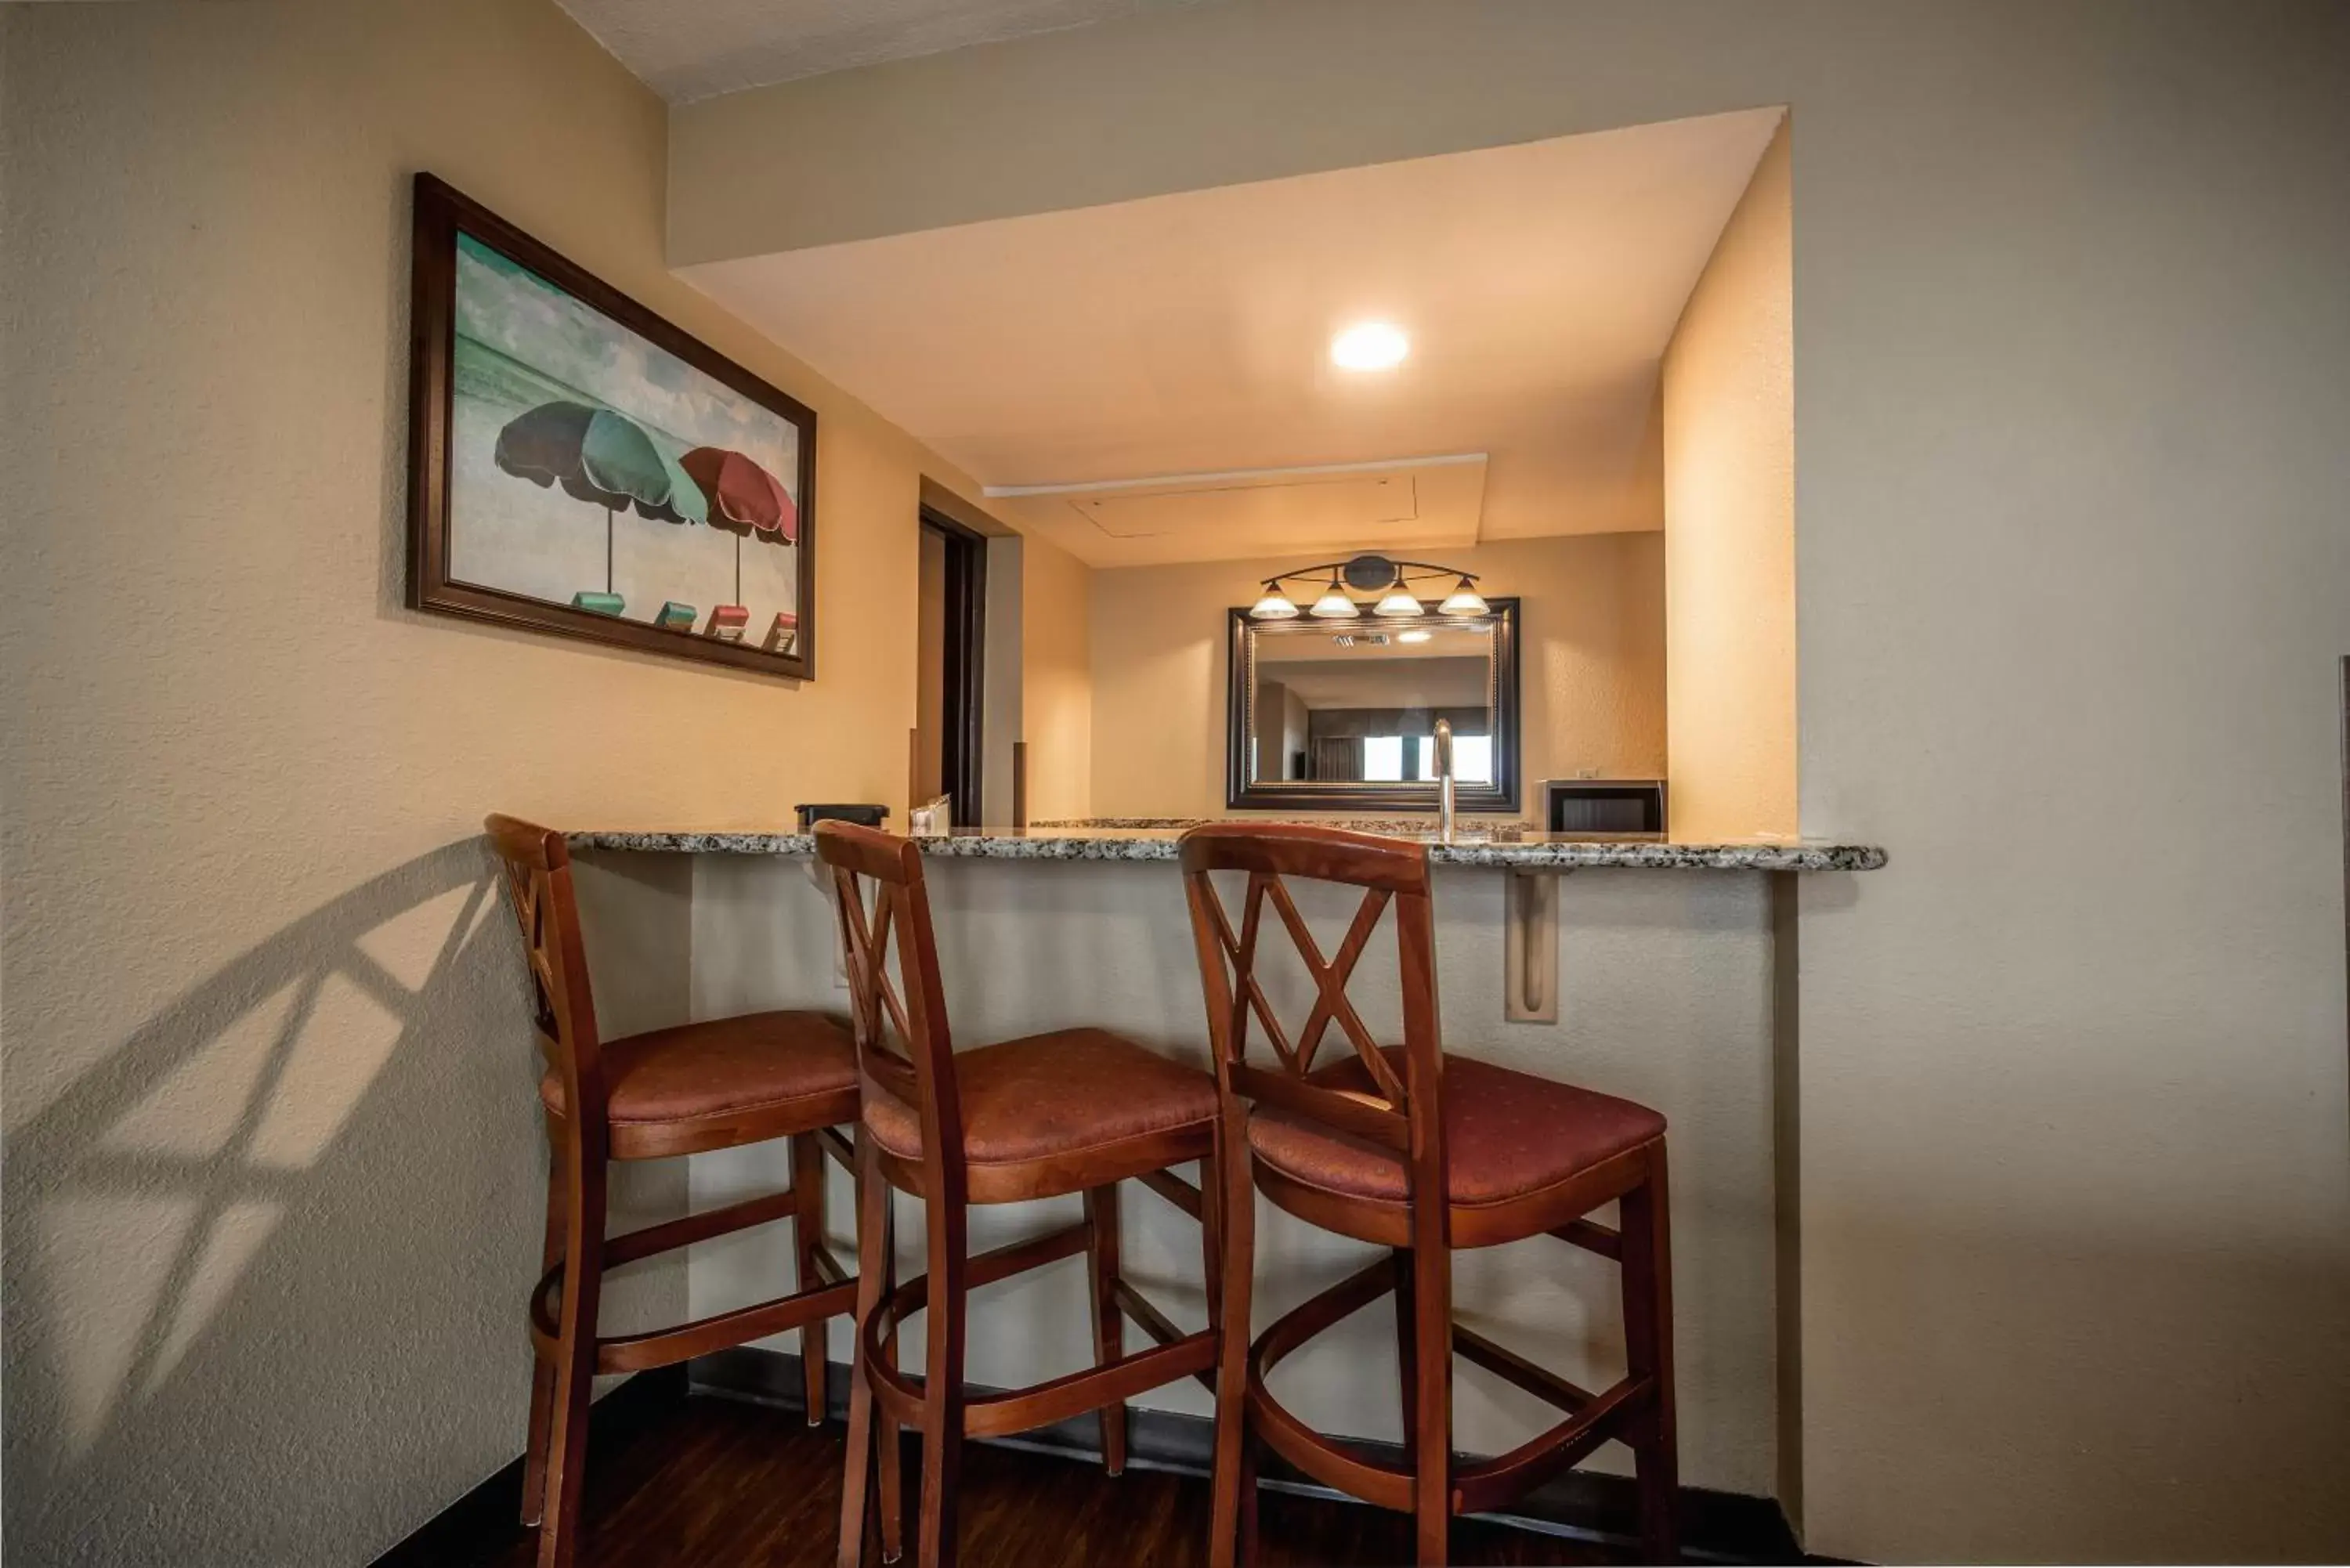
[[1225, 598, 1521, 813]]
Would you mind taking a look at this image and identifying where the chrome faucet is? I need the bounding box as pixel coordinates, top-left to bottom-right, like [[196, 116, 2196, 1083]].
[[1433, 717, 1456, 843]]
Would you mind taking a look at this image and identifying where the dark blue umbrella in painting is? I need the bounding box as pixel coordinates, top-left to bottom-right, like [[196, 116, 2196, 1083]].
[[494, 400, 706, 613]]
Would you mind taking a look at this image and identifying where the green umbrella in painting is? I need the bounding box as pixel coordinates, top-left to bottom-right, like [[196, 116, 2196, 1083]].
[[494, 400, 707, 612]]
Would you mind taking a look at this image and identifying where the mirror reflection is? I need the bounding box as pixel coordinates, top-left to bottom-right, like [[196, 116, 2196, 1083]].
[[1246, 621, 1496, 787]]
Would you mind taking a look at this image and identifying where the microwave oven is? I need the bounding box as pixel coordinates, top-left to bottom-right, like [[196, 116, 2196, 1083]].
[[1540, 779, 1668, 836]]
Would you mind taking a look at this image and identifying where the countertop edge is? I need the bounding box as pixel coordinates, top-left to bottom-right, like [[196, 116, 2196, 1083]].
[[563, 829, 1887, 873]]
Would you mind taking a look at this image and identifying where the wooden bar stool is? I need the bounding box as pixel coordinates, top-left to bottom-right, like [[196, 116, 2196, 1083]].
[[485, 815, 865, 1568], [814, 821, 1230, 1568], [1179, 823, 1679, 1567]]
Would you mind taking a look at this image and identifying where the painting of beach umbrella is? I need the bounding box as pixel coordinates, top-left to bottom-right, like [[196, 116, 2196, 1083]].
[[679, 446, 796, 638], [421, 193, 817, 677], [494, 401, 707, 614]]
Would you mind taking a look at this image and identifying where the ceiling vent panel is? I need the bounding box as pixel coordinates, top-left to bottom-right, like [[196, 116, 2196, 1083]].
[[1068, 472, 1417, 540], [988, 455, 1487, 567]]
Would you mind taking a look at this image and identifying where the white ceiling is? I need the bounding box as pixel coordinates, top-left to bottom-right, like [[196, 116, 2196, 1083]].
[[680, 109, 1783, 566], [989, 455, 1489, 569], [557, 0, 1220, 103]]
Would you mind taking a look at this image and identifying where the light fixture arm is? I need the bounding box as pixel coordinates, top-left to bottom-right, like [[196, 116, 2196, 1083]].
[[1248, 551, 1488, 620], [1253, 555, 1480, 597]]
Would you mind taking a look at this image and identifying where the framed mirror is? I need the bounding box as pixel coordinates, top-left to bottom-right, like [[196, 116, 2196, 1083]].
[[1226, 598, 1520, 812]]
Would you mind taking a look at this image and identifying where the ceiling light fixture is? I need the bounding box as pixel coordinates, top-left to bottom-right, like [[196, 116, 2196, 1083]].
[[1438, 576, 1490, 617], [1247, 554, 1490, 622], [1307, 573, 1361, 619], [1249, 587, 1300, 620], [1329, 321, 1409, 372]]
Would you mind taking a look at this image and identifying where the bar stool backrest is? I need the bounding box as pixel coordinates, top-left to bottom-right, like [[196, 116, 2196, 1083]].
[[483, 814, 607, 1143], [1177, 823, 1448, 1234], [812, 820, 967, 1177]]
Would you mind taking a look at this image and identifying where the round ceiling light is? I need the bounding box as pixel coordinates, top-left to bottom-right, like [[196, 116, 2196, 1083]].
[[1329, 321, 1409, 372]]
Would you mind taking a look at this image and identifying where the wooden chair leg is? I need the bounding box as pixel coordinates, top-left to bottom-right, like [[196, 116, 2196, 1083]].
[[1235, 1433, 1260, 1568], [1084, 1183, 1128, 1476], [1391, 1247, 1418, 1472], [877, 1413, 904, 1565], [794, 1132, 830, 1427], [1408, 1239, 1452, 1565], [1209, 1118, 1256, 1568], [839, 1138, 892, 1568], [916, 1197, 968, 1568], [1622, 1152, 1679, 1565], [521, 1145, 566, 1527], [877, 1187, 903, 1566], [535, 1152, 606, 1568], [1199, 1151, 1224, 1310]]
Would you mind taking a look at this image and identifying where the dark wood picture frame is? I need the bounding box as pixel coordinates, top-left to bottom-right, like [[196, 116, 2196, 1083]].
[[406, 172, 819, 680], [1225, 598, 1521, 813]]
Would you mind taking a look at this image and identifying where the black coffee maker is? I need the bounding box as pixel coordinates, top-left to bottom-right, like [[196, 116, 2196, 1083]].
[[794, 803, 888, 831]]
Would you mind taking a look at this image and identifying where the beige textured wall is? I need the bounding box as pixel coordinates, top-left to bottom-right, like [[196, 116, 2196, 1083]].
[[1663, 121, 1797, 842], [0, 2, 988, 1559], [1019, 533, 1096, 822], [667, 6, 2350, 1560], [1087, 536, 1667, 820]]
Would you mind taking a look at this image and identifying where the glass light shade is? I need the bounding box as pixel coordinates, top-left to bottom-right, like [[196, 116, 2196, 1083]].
[[1372, 590, 1423, 617], [1249, 590, 1300, 620], [1437, 578, 1488, 617], [1396, 629, 1433, 644], [1308, 586, 1361, 619]]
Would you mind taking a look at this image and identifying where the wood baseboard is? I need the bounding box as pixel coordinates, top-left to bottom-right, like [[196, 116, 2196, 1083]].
[[371, 1365, 688, 1567], [692, 1346, 1806, 1566]]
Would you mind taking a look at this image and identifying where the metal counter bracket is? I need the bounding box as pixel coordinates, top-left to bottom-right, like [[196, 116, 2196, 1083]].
[[1504, 869, 1564, 1023]]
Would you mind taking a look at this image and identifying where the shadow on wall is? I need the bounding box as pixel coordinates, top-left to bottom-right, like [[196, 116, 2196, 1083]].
[[0, 842, 644, 1564]]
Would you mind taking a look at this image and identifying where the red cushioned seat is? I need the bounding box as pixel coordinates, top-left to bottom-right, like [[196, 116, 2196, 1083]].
[[862, 1027, 1217, 1176], [540, 1009, 858, 1130], [1249, 1047, 1665, 1209]]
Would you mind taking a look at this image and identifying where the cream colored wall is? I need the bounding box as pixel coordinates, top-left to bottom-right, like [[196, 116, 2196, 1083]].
[[1663, 122, 1797, 843], [667, 7, 2350, 1561], [0, 2, 994, 1560], [1087, 536, 1666, 820], [1019, 533, 1096, 822]]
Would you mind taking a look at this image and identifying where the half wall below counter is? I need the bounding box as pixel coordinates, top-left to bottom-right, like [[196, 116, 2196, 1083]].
[[564, 822, 1882, 1513]]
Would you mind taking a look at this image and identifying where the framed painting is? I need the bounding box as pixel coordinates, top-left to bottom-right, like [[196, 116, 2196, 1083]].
[[407, 173, 818, 679]]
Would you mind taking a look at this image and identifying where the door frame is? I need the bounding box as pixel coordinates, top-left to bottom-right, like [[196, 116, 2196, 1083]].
[[920, 508, 987, 828]]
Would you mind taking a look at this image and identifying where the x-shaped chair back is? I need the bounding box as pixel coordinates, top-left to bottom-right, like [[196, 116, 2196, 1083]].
[[1178, 822, 1446, 1215], [484, 814, 608, 1142], [812, 819, 967, 1174]]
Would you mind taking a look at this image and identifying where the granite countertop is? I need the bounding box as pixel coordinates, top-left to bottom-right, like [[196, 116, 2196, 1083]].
[[567, 824, 1886, 873]]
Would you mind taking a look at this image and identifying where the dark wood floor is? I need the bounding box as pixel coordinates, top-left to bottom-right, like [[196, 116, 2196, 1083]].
[[468, 1393, 1626, 1566]]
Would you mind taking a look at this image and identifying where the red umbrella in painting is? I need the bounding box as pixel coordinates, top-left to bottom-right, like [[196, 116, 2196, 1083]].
[[679, 446, 797, 641]]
